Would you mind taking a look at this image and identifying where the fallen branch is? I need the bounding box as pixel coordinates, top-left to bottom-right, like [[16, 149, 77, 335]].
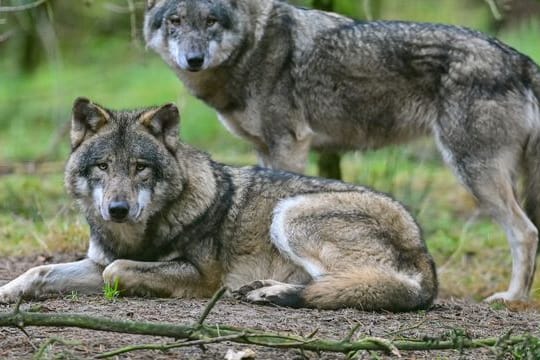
[[0, 308, 537, 356], [1, 291, 538, 357]]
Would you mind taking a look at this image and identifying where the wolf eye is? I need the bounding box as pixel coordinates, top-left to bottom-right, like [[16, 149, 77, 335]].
[[169, 15, 182, 26], [206, 17, 217, 27], [135, 163, 147, 172], [97, 163, 108, 171]]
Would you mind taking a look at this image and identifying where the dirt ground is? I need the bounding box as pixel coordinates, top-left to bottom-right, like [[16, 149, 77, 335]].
[[1, 254, 539, 359]]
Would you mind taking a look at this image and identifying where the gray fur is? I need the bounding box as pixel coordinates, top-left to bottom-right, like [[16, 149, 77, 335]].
[[144, 0, 540, 302], [0, 99, 437, 312]]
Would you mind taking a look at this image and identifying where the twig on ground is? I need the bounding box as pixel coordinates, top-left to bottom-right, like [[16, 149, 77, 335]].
[[344, 323, 362, 342], [196, 286, 228, 325], [12, 297, 38, 351], [96, 333, 246, 358], [34, 337, 81, 360], [385, 318, 429, 337]]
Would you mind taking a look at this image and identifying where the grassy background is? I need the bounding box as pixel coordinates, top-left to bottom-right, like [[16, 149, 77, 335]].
[[1, 0, 540, 302]]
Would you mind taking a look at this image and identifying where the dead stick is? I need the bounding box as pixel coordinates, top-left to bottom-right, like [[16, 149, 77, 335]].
[[196, 286, 228, 325], [0, 310, 536, 353], [96, 333, 246, 359]]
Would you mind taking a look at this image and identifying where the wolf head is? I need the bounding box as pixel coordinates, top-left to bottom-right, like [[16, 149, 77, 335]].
[[65, 98, 184, 225], [144, 0, 250, 72]]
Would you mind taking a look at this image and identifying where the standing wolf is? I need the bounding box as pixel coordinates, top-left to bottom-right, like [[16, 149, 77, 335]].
[[0, 98, 437, 311], [143, 0, 540, 302]]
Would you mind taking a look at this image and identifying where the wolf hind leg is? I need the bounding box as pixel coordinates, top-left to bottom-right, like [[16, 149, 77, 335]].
[[440, 144, 537, 301], [233, 270, 428, 311], [269, 193, 437, 311], [435, 97, 539, 301], [477, 176, 537, 302]]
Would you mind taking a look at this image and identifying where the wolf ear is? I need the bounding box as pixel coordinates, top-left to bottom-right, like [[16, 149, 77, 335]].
[[139, 103, 180, 153], [71, 97, 110, 150], [146, 0, 157, 9]]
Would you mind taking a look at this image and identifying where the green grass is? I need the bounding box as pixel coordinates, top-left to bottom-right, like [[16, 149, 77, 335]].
[[0, 37, 249, 162], [1, 5, 539, 303], [103, 279, 121, 301]]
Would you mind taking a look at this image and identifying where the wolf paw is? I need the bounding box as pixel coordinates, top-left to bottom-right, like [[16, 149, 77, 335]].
[[0, 286, 23, 304], [233, 280, 304, 308], [484, 291, 527, 303], [232, 280, 281, 300]]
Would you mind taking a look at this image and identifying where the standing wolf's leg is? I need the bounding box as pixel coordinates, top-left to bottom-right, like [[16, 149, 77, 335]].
[[434, 104, 538, 301], [256, 137, 311, 174], [102, 259, 216, 298], [256, 112, 313, 174], [0, 259, 103, 303], [458, 164, 538, 301]]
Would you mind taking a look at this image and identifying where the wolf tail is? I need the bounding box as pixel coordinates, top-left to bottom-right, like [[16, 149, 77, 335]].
[[302, 255, 438, 312], [524, 62, 540, 230]]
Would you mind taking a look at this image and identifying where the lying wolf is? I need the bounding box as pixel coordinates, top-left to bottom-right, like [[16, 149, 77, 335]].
[[143, 0, 540, 302], [0, 98, 437, 311]]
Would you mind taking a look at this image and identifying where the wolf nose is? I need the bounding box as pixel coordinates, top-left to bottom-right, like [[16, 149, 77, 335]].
[[109, 201, 130, 221], [186, 53, 204, 71]]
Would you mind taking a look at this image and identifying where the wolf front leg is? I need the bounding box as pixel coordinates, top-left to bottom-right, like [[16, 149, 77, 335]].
[[256, 119, 313, 174], [0, 259, 104, 303], [102, 259, 217, 298]]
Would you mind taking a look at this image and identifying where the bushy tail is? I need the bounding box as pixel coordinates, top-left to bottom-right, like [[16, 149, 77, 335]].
[[302, 256, 438, 312]]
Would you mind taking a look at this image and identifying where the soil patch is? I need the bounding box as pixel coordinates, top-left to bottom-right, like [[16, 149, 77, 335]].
[[1, 253, 539, 359]]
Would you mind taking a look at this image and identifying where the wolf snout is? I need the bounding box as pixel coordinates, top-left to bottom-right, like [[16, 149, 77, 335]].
[[108, 201, 130, 222], [186, 52, 205, 71]]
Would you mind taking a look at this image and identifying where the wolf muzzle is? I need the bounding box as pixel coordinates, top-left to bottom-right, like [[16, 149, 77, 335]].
[[108, 200, 130, 222], [186, 52, 205, 72]]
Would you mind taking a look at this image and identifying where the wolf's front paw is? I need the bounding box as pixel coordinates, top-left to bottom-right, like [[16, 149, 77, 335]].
[[0, 285, 23, 304], [102, 261, 123, 285], [102, 260, 147, 297]]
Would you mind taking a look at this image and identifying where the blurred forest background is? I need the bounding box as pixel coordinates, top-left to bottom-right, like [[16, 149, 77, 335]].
[[0, 0, 540, 302]]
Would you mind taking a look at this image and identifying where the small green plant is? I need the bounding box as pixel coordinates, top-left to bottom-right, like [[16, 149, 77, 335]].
[[103, 278, 121, 301], [488, 301, 507, 311], [68, 290, 79, 302]]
